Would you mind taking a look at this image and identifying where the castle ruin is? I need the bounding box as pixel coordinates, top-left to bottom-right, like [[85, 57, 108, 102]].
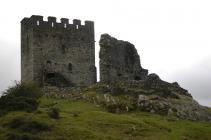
[[21, 15, 96, 87], [21, 15, 148, 87], [99, 34, 148, 83]]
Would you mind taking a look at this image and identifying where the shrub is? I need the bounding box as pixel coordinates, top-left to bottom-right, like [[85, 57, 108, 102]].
[[0, 110, 7, 117], [48, 107, 60, 119], [71, 111, 81, 117], [0, 82, 42, 115], [6, 132, 42, 140], [106, 104, 119, 113], [6, 116, 51, 133], [3, 81, 43, 99], [0, 96, 38, 112]]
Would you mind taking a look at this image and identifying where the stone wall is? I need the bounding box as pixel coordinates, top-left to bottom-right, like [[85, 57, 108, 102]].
[[99, 34, 148, 83], [21, 20, 34, 82], [21, 15, 96, 87]]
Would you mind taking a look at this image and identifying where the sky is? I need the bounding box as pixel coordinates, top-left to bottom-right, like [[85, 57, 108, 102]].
[[0, 0, 210, 106]]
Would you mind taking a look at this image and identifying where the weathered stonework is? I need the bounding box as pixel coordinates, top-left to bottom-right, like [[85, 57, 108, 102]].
[[99, 34, 148, 83], [21, 15, 96, 87]]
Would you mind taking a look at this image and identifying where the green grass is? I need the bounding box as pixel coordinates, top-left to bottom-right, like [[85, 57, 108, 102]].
[[0, 98, 211, 140]]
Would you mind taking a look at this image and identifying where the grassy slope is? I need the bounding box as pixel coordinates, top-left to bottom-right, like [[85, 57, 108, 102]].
[[0, 98, 211, 140]]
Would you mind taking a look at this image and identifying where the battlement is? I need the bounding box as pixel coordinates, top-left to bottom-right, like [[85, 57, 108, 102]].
[[21, 15, 94, 31]]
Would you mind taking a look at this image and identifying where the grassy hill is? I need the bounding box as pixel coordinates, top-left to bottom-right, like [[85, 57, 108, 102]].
[[1, 97, 211, 140]]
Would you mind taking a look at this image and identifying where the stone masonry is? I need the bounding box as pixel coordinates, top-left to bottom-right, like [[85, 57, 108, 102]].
[[21, 15, 96, 87], [99, 34, 148, 83]]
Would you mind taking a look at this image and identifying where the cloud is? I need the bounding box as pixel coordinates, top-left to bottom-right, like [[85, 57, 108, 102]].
[[166, 56, 211, 107]]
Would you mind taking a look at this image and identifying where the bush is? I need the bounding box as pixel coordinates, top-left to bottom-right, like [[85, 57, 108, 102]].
[[0, 82, 42, 115], [6, 133, 42, 140], [6, 116, 51, 133], [0, 96, 38, 112], [0, 110, 7, 117], [106, 104, 119, 113], [3, 81, 43, 99], [48, 107, 60, 119]]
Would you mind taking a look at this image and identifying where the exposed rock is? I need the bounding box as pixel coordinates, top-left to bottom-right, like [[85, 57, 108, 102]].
[[138, 95, 148, 102], [99, 34, 148, 83], [85, 82, 211, 122], [89, 73, 191, 98]]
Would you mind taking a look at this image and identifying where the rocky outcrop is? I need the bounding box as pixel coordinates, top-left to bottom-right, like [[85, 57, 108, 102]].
[[90, 73, 191, 98], [42, 77, 211, 122], [84, 74, 211, 122], [99, 34, 148, 83]]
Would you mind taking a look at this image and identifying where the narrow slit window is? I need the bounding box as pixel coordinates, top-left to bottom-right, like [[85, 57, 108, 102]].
[[52, 22, 54, 27], [26, 35, 29, 50], [64, 24, 67, 28], [68, 63, 72, 72], [76, 25, 79, 29], [37, 21, 39, 26]]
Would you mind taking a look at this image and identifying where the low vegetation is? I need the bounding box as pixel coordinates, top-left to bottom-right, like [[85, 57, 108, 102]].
[[5, 116, 51, 133], [0, 84, 211, 140], [0, 82, 43, 116], [0, 97, 210, 140], [48, 107, 60, 119]]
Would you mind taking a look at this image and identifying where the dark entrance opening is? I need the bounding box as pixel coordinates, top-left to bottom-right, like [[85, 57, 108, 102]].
[[117, 73, 122, 77], [46, 72, 55, 79], [44, 72, 73, 87], [134, 76, 141, 80]]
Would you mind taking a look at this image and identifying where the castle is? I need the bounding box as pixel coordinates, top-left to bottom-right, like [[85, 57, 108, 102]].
[[21, 15, 148, 87], [21, 15, 96, 87]]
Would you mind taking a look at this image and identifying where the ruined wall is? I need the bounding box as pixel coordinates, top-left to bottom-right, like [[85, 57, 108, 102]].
[[21, 15, 96, 87], [99, 34, 148, 83]]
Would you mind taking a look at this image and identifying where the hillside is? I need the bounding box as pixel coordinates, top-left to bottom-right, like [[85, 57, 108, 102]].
[[0, 98, 211, 140], [0, 84, 211, 140]]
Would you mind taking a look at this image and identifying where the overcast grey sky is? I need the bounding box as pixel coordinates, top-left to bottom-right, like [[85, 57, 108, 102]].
[[0, 0, 210, 106]]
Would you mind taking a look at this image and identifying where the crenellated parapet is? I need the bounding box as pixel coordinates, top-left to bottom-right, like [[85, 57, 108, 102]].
[[21, 15, 94, 33]]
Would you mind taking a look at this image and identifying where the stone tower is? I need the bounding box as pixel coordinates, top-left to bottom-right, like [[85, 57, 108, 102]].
[[21, 15, 96, 87]]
